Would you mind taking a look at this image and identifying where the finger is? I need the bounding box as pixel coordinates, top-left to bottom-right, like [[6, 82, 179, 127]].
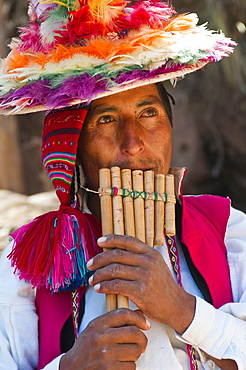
[[115, 362, 136, 370], [89, 263, 142, 286], [97, 234, 149, 254], [116, 344, 143, 361], [87, 248, 145, 272], [106, 327, 148, 353], [94, 279, 144, 303], [100, 342, 145, 362], [94, 352, 137, 370], [100, 340, 146, 362], [89, 308, 151, 332], [87, 236, 157, 272]]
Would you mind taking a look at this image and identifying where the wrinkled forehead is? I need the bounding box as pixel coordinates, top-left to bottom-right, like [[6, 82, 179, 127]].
[[85, 83, 173, 124]]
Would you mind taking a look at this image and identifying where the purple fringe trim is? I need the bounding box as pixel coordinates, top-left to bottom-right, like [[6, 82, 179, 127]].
[[0, 50, 231, 111]]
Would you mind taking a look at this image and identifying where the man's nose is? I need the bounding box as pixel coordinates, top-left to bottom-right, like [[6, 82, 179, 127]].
[[119, 120, 145, 156]]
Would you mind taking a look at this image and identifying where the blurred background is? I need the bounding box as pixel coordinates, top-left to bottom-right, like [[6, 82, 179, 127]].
[[171, 0, 246, 213], [0, 0, 245, 251]]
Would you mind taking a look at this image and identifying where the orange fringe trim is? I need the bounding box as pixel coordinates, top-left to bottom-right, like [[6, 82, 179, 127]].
[[4, 13, 197, 74]]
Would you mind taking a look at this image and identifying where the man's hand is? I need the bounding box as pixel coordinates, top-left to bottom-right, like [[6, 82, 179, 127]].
[[87, 234, 196, 334], [59, 309, 150, 370]]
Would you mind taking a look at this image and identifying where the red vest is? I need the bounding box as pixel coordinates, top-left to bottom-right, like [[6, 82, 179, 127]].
[[36, 195, 233, 369]]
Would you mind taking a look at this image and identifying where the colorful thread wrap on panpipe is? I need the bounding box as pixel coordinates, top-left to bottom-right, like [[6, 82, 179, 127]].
[[99, 167, 176, 312], [99, 186, 169, 202]]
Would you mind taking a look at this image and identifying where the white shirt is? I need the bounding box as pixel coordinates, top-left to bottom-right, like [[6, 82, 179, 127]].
[[0, 206, 246, 370]]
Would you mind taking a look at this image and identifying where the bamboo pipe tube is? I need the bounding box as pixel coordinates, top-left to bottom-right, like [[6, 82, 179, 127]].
[[165, 174, 176, 237], [110, 167, 129, 309], [154, 174, 165, 246], [111, 167, 124, 235], [132, 170, 145, 243], [144, 170, 154, 247], [99, 168, 117, 312], [99, 168, 176, 311], [121, 169, 135, 237]]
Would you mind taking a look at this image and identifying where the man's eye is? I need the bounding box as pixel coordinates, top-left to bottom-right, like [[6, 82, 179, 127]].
[[141, 108, 157, 117], [97, 115, 114, 124]]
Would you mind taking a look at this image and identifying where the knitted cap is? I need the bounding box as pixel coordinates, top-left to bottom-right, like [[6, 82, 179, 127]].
[[0, 0, 236, 114], [9, 107, 102, 292], [41, 107, 88, 206]]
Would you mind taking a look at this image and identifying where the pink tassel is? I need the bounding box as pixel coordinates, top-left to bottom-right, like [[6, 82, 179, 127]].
[[8, 206, 102, 292]]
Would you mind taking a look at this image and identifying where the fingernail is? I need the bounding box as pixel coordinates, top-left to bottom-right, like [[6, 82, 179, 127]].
[[94, 283, 100, 292], [88, 275, 93, 284], [145, 319, 151, 329], [86, 258, 93, 268], [97, 236, 107, 244]]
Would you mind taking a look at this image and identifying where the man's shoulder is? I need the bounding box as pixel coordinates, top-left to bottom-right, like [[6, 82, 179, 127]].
[[180, 194, 231, 237], [181, 193, 231, 214]]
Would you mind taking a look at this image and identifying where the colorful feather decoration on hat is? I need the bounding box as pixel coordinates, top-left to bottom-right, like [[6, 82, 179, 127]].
[[40, 0, 81, 11], [0, 1, 236, 114], [87, 0, 127, 25]]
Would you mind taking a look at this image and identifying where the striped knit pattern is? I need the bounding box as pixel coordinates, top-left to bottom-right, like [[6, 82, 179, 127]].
[[41, 107, 88, 206], [43, 152, 76, 184]]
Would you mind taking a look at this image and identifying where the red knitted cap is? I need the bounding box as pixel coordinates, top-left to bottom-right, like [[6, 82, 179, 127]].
[[41, 106, 88, 206]]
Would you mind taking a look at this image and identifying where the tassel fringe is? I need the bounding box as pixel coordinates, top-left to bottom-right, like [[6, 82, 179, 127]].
[[8, 206, 102, 292]]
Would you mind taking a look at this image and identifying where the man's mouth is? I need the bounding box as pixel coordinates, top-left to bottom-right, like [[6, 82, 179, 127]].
[[109, 160, 160, 173]]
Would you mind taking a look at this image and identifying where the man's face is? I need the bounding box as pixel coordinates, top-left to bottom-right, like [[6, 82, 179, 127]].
[[77, 84, 172, 190]]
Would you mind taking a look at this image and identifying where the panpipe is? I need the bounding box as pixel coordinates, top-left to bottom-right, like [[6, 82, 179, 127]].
[[99, 166, 176, 312]]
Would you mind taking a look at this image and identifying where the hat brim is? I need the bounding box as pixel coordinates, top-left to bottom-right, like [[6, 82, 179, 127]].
[[2, 61, 207, 115], [0, 8, 235, 116]]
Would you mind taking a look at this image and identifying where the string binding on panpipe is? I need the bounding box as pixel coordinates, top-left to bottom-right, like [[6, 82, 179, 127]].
[[99, 166, 176, 311]]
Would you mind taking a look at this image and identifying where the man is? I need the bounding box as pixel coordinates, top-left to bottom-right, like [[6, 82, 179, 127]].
[[0, 1, 245, 370], [1, 82, 246, 370], [58, 84, 243, 370]]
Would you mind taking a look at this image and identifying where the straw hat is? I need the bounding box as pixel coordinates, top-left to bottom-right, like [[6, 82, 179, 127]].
[[0, 0, 235, 115]]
